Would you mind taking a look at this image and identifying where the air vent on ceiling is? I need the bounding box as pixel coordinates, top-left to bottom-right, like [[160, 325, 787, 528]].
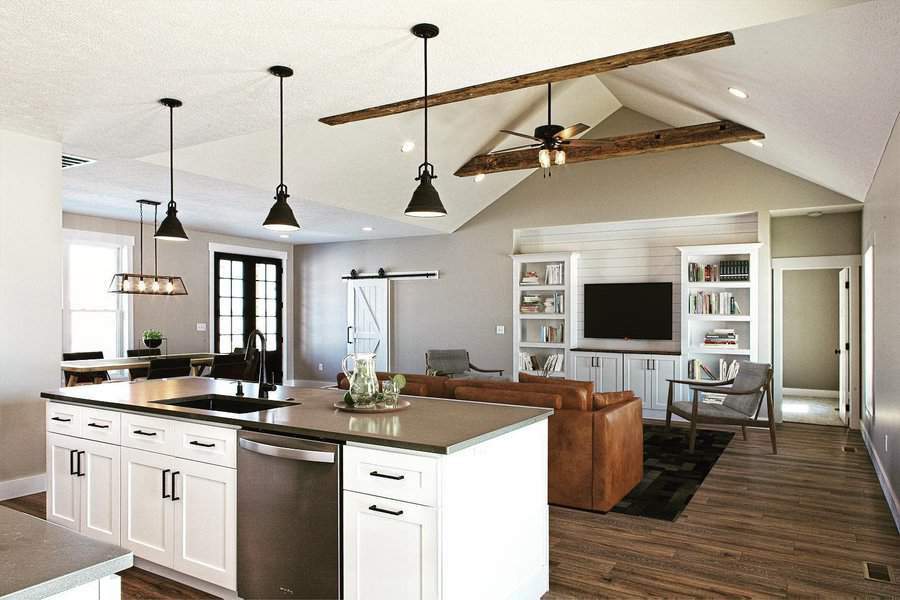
[[61, 154, 95, 169], [863, 561, 894, 583]]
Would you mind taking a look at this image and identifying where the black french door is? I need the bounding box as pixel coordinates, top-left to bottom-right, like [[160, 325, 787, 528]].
[[213, 252, 283, 383]]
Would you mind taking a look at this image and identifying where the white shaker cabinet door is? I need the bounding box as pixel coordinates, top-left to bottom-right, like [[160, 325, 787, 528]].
[[121, 447, 174, 567], [47, 433, 80, 531], [651, 356, 680, 410], [79, 438, 120, 545], [623, 354, 653, 409]]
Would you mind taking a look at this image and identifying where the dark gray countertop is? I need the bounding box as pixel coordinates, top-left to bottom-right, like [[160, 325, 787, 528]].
[[42, 377, 552, 454], [0, 506, 132, 600]]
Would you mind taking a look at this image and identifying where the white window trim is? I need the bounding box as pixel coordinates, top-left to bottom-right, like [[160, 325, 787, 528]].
[[208, 242, 291, 380], [62, 228, 134, 356]]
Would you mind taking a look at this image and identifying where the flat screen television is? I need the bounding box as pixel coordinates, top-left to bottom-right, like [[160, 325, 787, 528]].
[[583, 282, 673, 340]]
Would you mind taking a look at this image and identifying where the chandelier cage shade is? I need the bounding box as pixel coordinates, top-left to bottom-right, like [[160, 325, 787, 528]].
[[263, 66, 301, 231], [154, 98, 189, 241]]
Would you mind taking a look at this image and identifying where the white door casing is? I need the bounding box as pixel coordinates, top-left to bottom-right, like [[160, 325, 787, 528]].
[[347, 279, 390, 372], [838, 268, 850, 425]]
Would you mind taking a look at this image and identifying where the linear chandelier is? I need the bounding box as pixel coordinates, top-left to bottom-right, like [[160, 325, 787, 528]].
[[108, 199, 188, 295]]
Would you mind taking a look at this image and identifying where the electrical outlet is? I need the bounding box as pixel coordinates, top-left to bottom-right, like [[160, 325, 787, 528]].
[[496, 325, 505, 335], [196, 323, 207, 332], [317, 363, 325, 372]]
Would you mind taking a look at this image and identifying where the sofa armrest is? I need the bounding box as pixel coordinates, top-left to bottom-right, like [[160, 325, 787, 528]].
[[592, 390, 636, 409], [592, 397, 643, 512]]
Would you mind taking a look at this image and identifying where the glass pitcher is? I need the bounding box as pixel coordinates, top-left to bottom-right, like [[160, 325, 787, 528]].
[[341, 353, 378, 407]]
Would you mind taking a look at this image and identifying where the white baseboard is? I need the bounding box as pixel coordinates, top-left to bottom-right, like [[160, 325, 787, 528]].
[[0, 473, 46, 501], [783, 387, 839, 399], [861, 425, 900, 534]]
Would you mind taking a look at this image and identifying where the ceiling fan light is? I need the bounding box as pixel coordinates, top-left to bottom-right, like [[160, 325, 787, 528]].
[[154, 200, 189, 241], [405, 169, 446, 217], [554, 149, 566, 166], [263, 186, 301, 231], [538, 148, 552, 169]]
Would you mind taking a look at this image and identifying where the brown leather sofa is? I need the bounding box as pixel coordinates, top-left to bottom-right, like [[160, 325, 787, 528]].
[[336, 371, 643, 512]]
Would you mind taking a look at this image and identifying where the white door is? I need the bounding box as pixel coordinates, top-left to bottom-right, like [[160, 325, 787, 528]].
[[172, 458, 237, 590], [47, 433, 80, 531], [595, 353, 624, 393], [121, 447, 174, 567], [651, 356, 679, 410], [347, 279, 390, 371], [623, 355, 652, 409], [572, 355, 593, 383], [80, 438, 121, 545], [838, 268, 850, 425], [343, 490, 438, 600]]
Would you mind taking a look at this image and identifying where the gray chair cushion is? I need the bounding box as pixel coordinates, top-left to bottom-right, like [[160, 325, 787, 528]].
[[671, 400, 751, 421], [426, 349, 470, 376], [724, 361, 769, 416]]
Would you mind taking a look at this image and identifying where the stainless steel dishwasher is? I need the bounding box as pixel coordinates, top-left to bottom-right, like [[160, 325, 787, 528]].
[[237, 430, 341, 599]]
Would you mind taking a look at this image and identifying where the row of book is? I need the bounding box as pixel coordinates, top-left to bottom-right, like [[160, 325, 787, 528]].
[[687, 358, 741, 382], [688, 260, 751, 282], [535, 324, 564, 343], [689, 291, 743, 315], [703, 328, 739, 347], [520, 263, 564, 286], [520, 293, 564, 314], [518, 351, 565, 373]]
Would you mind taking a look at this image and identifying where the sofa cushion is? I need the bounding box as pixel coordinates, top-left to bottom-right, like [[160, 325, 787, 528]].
[[592, 390, 636, 409], [445, 378, 590, 411], [453, 386, 562, 410], [518, 372, 594, 398]]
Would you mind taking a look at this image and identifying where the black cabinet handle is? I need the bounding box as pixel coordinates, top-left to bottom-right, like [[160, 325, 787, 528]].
[[51, 416, 72, 422], [162, 468, 170, 499], [69, 449, 77, 475], [87, 422, 110, 429], [369, 470, 405, 481], [171, 471, 180, 501], [189, 440, 216, 448], [76, 451, 85, 477], [133, 429, 157, 436], [369, 504, 403, 516]]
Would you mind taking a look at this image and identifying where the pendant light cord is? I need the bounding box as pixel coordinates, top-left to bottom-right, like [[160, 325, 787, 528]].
[[424, 36, 428, 169], [153, 204, 158, 280], [139, 202, 144, 275], [547, 82, 551, 126], [280, 75, 284, 187], [169, 105, 174, 207]]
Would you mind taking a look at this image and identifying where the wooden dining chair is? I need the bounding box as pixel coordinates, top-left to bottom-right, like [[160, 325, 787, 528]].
[[146, 356, 192, 380], [62, 351, 111, 385]]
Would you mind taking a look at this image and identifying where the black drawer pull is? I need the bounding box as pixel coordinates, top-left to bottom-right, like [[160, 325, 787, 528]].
[[51, 416, 72, 422], [189, 440, 216, 448], [370, 470, 405, 481], [171, 471, 180, 501], [133, 429, 157, 436], [87, 422, 110, 429], [369, 504, 403, 516], [76, 451, 85, 477], [69, 449, 77, 475], [162, 468, 170, 499]]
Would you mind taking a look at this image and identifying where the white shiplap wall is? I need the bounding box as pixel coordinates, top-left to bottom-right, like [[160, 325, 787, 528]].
[[515, 213, 758, 353]]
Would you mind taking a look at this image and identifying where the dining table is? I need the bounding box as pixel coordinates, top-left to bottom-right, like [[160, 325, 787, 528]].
[[60, 352, 224, 386]]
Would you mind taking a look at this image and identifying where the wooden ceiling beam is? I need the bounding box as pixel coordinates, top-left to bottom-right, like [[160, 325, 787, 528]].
[[453, 120, 764, 177], [319, 32, 735, 126]]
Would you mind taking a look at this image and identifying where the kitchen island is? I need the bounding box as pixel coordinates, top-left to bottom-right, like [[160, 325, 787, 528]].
[[42, 377, 552, 600]]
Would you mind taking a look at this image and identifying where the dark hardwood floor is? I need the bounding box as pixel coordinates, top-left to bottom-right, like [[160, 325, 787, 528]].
[[3, 422, 898, 599]]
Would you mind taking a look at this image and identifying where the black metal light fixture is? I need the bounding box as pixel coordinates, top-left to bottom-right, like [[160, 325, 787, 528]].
[[108, 200, 188, 295], [263, 65, 301, 231], [154, 98, 190, 242], [404, 23, 447, 218]]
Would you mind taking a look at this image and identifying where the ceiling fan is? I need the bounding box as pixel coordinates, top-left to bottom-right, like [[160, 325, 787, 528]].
[[490, 82, 593, 171]]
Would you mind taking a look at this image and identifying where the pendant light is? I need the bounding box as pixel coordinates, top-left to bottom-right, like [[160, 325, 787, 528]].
[[154, 98, 189, 241], [108, 200, 188, 296], [263, 65, 301, 231], [404, 23, 446, 218]]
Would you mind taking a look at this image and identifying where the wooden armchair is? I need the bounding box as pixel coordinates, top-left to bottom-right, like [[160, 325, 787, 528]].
[[666, 361, 776, 454], [424, 349, 504, 378]]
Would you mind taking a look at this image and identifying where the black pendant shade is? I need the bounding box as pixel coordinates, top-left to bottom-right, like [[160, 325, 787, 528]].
[[404, 23, 447, 218], [263, 65, 301, 231], [155, 98, 189, 241]]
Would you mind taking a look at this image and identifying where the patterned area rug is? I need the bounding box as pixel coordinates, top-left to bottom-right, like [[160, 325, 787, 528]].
[[611, 424, 734, 522]]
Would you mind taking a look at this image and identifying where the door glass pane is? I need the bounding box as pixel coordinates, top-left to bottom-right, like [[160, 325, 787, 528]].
[[219, 259, 231, 278], [70, 311, 118, 358], [266, 264, 276, 281], [256, 264, 265, 280], [267, 299, 276, 316], [255, 281, 265, 298], [256, 316, 265, 331], [232, 299, 243, 316], [266, 316, 277, 334], [219, 316, 231, 334], [219, 298, 231, 316], [266, 282, 276, 298], [256, 299, 265, 317], [231, 280, 243, 297], [219, 336, 230, 353], [231, 261, 242, 277]]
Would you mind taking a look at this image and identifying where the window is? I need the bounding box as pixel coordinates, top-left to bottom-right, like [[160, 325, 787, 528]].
[[62, 231, 132, 358], [213, 252, 283, 381]]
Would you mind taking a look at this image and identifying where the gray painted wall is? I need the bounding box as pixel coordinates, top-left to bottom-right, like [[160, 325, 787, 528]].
[[62, 213, 294, 377], [771, 212, 862, 258], [782, 269, 840, 390], [861, 112, 900, 524], [293, 108, 856, 381]]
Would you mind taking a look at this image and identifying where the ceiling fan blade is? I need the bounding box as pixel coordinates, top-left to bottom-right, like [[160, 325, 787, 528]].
[[488, 143, 542, 155], [321, 32, 735, 125], [500, 129, 541, 141], [556, 123, 590, 140], [455, 120, 764, 177]]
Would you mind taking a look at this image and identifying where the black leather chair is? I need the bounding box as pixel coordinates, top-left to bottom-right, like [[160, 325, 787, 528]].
[[126, 348, 162, 380], [209, 352, 251, 380], [62, 351, 110, 384], [146, 356, 192, 380]]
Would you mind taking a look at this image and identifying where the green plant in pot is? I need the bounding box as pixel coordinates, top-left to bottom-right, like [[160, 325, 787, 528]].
[[142, 329, 163, 349]]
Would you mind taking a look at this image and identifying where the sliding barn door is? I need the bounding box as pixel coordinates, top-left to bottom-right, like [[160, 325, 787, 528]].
[[346, 280, 390, 371]]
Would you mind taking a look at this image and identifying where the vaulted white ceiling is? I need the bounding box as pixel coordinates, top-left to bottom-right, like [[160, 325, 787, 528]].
[[0, 0, 879, 242]]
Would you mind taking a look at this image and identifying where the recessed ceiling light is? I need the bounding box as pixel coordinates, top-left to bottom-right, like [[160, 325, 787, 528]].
[[401, 141, 415, 153], [749, 139, 764, 148], [361, 226, 373, 232], [473, 173, 485, 183], [728, 87, 749, 99], [807, 211, 824, 218], [279, 234, 289, 238]]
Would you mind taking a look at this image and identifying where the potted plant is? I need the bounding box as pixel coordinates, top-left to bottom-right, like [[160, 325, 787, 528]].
[[142, 329, 163, 349]]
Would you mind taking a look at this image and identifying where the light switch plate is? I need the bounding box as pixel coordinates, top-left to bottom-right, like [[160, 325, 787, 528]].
[[196, 323, 207, 332], [496, 325, 505, 335]]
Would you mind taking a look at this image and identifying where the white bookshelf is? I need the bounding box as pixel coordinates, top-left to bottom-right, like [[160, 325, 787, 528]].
[[678, 243, 761, 381], [512, 252, 577, 381]]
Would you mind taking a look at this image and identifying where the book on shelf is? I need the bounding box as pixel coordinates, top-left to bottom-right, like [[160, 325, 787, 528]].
[[537, 324, 564, 343], [686, 358, 740, 382], [520, 292, 564, 314], [543, 263, 564, 285], [703, 328, 739, 347], [520, 270, 540, 285], [688, 259, 750, 283], [688, 291, 743, 316], [518, 351, 565, 373]]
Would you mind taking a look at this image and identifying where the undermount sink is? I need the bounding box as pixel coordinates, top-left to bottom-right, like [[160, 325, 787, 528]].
[[151, 394, 298, 414]]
